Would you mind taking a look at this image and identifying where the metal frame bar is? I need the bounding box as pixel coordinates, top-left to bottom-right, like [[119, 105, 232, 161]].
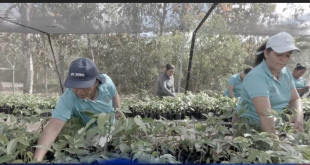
[[47, 34, 63, 93], [0, 17, 64, 93], [184, 3, 218, 93], [0, 67, 15, 93], [0, 68, 15, 70]]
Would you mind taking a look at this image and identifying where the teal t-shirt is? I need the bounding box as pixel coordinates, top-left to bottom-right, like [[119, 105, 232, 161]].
[[236, 60, 295, 125], [223, 73, 243, 98], [51, 74, 117, 125], [292, 76, 306, 95]]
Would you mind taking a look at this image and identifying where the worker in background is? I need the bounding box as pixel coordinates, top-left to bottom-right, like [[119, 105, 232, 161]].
[[223, 67, 253, 98], [156, 63, 176, 97], [292, 63, 309, 97]]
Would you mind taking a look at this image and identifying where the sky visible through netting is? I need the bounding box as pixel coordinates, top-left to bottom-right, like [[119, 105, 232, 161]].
[[0, 3, 309, 95]]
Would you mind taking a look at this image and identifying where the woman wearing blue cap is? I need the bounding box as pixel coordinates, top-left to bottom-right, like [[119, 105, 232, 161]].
[[33, 58, 125, 161], [292, 63, 309, 97], [223, 67, 253, 98], [233, 32, 304, 136]]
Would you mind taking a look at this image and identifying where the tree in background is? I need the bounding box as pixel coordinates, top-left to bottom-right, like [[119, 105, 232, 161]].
[[0, 3, 308, 94]]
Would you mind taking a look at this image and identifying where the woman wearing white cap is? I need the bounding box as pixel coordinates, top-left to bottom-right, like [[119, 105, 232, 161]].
[[233, 32, 304, 136]]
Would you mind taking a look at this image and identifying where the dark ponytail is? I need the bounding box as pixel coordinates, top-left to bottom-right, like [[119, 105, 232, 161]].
[[243, 67, 253, 74], [294, 63, 307, 71], [166, 63, 175, 70], [254, 42, 273, 67]]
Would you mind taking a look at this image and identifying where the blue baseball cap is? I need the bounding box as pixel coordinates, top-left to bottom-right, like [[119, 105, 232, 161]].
[[64, 58, 106, 88]]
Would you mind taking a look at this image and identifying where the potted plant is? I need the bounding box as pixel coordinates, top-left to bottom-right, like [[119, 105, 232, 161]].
[[175, 109, 182, 120]]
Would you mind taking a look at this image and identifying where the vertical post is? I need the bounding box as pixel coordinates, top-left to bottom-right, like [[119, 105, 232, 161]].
[[184, 31, 196, 93], [178, 30, 185, 93], [47, 34, 64, 93], [12, 68, 15, 94], [184, 3, 218, 93]]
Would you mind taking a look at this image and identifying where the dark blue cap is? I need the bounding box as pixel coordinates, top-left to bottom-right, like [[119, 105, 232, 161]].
[[64, 58, 105, 88]]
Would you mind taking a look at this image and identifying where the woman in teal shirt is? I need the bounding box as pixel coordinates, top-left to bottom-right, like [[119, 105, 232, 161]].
[[233, 32, 304, 136], [292, 63, 309, 97], [223, 67, 252, 98]]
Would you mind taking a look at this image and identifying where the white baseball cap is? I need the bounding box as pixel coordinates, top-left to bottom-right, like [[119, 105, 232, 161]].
[[256, 32, 301, 55]]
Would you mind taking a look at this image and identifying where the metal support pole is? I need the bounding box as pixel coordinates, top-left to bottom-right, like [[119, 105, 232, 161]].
[[0, 16, 64, 93], [12, 68, 15, 93], [178, 30, 185, 93], [185, 31, 196, 93], [47, 34, 64, 93], [184, 3, 218, 93]]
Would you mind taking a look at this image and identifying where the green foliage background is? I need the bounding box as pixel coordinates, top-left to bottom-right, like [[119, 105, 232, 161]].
[[0, 3, 309, 95]]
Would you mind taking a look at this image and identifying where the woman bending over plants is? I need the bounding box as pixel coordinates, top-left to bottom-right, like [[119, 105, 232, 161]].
[[233, 32, 304, 137], [223, 67, 252, 98], [156, 63, 176, 97], [292, 63, 309, 97], [33, 58, 125, 162]]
